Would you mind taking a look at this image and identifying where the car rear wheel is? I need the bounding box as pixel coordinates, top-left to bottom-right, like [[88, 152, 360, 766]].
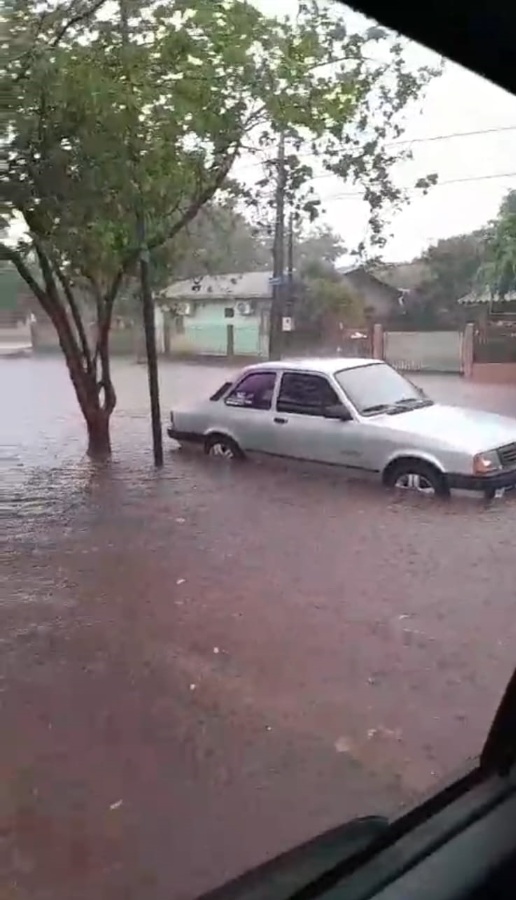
[[204, 434, 244, 461], [384, 459, 450, 498]]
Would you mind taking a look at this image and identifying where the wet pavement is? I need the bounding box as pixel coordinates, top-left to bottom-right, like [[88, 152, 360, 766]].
[[2, 356, 516, 899]]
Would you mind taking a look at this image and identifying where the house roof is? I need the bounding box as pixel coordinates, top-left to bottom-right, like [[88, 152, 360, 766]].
[[163, 271, 273, 301], [374, 260, 430, 290], [458, 290, 516, 304], [337, 265, 403, 299]]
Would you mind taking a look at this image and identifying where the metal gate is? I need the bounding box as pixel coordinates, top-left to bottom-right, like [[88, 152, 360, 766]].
[[384, 330, 463, 373]]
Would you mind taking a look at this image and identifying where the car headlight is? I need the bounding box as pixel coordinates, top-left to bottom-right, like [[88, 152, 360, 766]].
[[473, 450, 501, 475]]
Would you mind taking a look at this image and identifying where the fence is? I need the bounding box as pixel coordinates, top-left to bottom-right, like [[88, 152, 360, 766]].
[[473, 325, 516, 364], [383, 329, 464, 373]]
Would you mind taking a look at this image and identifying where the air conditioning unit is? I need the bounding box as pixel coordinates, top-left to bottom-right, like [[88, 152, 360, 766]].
[[176, 302, 193, 316], [236, 301, 253, 316]]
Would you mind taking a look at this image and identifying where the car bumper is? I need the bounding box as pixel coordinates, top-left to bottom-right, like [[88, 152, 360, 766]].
[[167, 428, 203, 444], [448, 469, 516, 493]]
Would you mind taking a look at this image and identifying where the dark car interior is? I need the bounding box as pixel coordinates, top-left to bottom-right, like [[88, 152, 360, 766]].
[[200, 664, 516, 899], [197, 2, 516, 898]]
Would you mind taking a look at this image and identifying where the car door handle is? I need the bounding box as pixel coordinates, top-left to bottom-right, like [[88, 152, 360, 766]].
[[274, 417, 288, 425]]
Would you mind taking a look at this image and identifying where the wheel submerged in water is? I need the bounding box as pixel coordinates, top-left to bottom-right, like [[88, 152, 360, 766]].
[[385, 459, 449, 498], [204, 434, 244, 461]]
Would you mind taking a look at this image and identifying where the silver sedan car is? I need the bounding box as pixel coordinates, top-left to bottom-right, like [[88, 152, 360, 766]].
[[167, 358, 516, 498]]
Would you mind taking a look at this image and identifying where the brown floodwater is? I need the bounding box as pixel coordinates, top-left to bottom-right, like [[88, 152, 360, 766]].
[[2, 355, 516, 899]]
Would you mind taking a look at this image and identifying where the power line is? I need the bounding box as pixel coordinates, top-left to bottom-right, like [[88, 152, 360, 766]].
[[396, 124, 516, 144], [317, 170, 516, 203], [235, 124, 516, 175]]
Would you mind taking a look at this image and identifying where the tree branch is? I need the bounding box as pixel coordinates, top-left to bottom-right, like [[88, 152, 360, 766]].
[[14, 0, 110, 83], [52, 258, 94, 375], [50, 0, 110, 48], [141, 148, 241, 263], [0, 242, 49, 309], [89, 269, 122, 373]]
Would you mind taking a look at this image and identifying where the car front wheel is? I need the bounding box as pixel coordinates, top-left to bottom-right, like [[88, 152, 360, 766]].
[[384, 459, 450, 498], [204, 434, 244, 461]]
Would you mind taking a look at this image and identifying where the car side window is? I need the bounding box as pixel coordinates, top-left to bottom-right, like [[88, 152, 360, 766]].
[[225, 371, 277, 411], [277, 372, 343, 416]]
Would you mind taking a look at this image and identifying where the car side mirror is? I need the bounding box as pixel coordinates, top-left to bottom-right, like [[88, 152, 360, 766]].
[[323, 404, 352, 422]]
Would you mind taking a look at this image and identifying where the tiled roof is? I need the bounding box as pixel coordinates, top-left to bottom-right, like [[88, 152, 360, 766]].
[[163, 271, 273, 300]]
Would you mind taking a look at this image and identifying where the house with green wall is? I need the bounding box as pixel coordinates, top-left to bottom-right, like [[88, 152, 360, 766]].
[[162, 271, 273, 357]]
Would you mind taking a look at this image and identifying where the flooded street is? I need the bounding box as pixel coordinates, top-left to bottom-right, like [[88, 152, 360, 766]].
[[2, 356, 516, 899]]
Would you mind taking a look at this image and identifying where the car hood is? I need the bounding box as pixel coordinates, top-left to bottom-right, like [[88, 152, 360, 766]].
[[379, 403, 516, 452]]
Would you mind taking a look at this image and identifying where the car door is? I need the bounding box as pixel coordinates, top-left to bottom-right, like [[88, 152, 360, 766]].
[[219, 369, 279, 453], [273, 371, 364, 467]]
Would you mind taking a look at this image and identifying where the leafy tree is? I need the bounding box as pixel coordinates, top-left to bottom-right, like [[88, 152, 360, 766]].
[[153, 215, 346, 290], [412, 232, 486, 323], [1, 0, 438, 457], [480, 190, 516, 299], [294, 226, 346, 269], [295, 258, 363, 331], [151, 203, 271, 288]]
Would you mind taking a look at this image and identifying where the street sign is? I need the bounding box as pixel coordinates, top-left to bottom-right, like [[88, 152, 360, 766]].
[[282, 316, 293, 332]]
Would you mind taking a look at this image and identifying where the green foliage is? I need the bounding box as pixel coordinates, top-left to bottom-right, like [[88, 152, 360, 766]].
[[481, 191, 516, 299], [408, 189, 516, 321], [294, 226, 346, 269], [153, 214, 347, 287], [296, 258, 363, 330], [2, 0, 439, 298], [416, 232, 486, 320], [151, 203, 271, 288], [0, 0, 438, 451]]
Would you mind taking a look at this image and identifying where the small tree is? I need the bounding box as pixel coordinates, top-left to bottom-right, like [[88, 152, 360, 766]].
[[480, 191, 516, 300], [150, 203, 271, 289], [296, 259, 363, 332], [1, 0, 438, 457]]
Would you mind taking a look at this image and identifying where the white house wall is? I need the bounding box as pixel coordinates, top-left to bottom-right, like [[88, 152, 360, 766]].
[[170, 301, 268, 357]]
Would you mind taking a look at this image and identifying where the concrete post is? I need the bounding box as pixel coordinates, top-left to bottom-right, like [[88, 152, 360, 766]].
[[163, 310, 171, 356], [372, 323, 384, 360], [462, 322, 474, 378], [30, 319, 38, 350], [226, 323, 234, 359]]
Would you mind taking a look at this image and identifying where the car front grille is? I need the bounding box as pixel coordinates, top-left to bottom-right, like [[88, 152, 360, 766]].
[[497, 442, 516, 468]]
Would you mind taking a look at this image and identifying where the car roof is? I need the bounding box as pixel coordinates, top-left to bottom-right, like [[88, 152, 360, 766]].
[[242, 357, 381, 376]]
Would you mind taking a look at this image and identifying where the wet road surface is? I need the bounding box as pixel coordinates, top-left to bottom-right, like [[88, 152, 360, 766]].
[[2, 356, 516, 899]]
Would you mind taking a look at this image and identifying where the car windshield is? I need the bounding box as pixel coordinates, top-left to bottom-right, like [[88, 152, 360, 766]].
[[335, 364, 431, 415]]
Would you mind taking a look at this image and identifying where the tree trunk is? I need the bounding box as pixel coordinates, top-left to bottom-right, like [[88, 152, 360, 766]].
[[5, 245, 118, 459], [56, 312, 116, 460], [86, 408, 112, 459]]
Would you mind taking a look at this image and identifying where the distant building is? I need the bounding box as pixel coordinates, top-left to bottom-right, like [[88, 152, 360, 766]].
[[162, 271, 273, 356], [457, 289, 516, 324], [337, 265, 406, 321]]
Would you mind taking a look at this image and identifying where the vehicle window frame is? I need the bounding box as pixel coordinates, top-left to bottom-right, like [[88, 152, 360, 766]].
[[334, 362, 421, 416], [276, 370, 352, 418], [224, 369, 278, 412]]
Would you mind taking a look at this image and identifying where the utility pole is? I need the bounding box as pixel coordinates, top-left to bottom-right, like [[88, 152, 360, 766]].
[[285, 211, 294, 355], [268, 132, 286, 359], [286, 211, 294, 301], [120, 0, 163, 466]]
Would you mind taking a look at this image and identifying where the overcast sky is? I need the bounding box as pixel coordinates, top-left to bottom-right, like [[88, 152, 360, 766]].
[[10, 1, 516, 268], [246, 0, 516, 263]]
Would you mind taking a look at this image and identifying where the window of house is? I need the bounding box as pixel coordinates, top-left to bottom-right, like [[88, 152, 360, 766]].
[[277, 372, 342, 416], [225, 371, 277, 410]]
